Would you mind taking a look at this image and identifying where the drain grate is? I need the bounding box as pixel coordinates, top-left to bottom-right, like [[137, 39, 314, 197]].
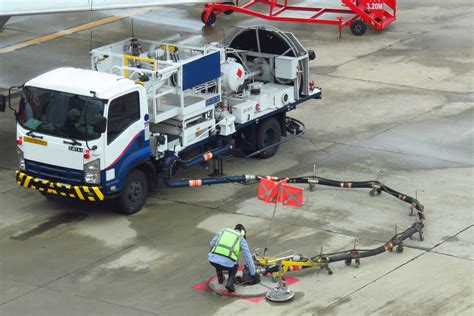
[[266, 287, 295, 302]]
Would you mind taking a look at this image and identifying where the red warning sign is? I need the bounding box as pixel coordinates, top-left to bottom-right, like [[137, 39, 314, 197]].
[[257, 178, 303, 206], [281, 183, 304, 207], [257, 178, 279, 203], [236, 68, 243, 78]]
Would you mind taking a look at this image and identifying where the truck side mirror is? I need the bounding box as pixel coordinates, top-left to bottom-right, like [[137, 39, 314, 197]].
[[93, 116, 107, 134], [0, 95, 6, 112]]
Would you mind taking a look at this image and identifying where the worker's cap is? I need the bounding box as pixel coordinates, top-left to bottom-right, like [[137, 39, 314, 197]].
[[234, 224, 246, 237]]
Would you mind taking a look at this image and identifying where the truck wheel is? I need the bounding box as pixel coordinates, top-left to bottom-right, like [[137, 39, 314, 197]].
[[118, 169, 148, 215], [256, 117, 281, 159], [201, 11, 216, 26], [350, 20, 367, 36]]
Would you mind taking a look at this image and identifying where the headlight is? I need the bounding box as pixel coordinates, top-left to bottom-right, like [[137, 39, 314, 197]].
[[17, 147, 25, 171], [84, 158, 101, 184]]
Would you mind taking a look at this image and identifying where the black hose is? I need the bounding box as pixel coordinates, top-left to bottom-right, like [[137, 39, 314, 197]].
[[252, 174, 426, 266], [160, 162, 426, 266]]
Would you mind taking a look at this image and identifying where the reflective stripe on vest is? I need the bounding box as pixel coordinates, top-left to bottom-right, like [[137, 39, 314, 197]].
[[211, 228, 242, 261]]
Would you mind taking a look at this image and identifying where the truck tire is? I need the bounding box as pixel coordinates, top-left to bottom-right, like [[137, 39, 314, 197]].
[[350, 19, 367, 36], [117, 169, 148, 215], [201, 11, 216, 26], [256, 117, 281, 159]]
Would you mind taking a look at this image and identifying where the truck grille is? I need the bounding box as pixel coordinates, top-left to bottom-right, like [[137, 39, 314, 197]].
[[25, 160, 84, 184]]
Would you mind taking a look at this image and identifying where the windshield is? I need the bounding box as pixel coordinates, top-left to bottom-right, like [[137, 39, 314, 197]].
[[19, 86, 106, 141]]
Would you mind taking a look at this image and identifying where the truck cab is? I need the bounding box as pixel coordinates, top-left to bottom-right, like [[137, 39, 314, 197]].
[[14, 67, 151, 207]]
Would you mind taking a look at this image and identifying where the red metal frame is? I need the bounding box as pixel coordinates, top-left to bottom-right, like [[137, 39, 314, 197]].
[[202, 0, 396, 34]]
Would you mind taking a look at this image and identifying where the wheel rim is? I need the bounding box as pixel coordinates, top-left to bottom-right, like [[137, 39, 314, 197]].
[[355, 24, 362, 33], [128, 180, 143, 204]]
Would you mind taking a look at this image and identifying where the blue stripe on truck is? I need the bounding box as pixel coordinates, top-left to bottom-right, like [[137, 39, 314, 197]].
[[103, 130, 151, 195]]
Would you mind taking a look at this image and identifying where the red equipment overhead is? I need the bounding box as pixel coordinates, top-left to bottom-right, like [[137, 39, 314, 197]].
[[201, 0, 397, 36]]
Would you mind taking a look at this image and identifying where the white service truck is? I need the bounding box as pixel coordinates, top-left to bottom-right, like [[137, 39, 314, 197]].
[[0, 26, 321, 214]]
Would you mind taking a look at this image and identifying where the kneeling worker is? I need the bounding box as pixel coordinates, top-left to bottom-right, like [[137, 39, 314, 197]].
[[208, 224, 260, 292]]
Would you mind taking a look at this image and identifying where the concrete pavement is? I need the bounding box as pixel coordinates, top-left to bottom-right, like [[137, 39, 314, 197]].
[[0, 1, 473, 315]]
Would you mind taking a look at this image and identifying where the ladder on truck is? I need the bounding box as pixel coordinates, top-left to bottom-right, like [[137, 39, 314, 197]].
[[201, 0, 396, 36], [91, 38, 224, 153]]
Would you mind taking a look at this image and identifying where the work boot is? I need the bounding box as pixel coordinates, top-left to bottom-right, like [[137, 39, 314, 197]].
[[217, 271, 225, 284], [225, 275, 235, 292]]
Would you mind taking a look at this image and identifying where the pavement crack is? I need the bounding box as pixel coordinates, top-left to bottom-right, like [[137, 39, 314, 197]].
[[315, 12, 473, 96], [0, 287, 40, 306], [0, 187, 20, 195], [314, 73, 472, 95], [317, 250, 428, 314], [314, 139, 473, 166], [328, 33, 417, 70], [429, 251, 474, 262], [318, 224, 474, 313]]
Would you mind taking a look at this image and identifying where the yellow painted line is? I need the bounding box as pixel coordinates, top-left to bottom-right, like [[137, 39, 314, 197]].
[[0, 7, 150, 54]]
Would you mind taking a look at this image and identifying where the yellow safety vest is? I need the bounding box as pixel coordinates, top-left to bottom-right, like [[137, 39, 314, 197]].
[[211, 228, 242, 261]]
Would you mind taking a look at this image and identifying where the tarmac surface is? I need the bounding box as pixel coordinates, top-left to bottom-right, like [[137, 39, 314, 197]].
[[0, 1, 473, 315]]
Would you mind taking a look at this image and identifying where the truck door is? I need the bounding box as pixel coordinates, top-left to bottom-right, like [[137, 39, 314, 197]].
[[103, 90, 150, 194]]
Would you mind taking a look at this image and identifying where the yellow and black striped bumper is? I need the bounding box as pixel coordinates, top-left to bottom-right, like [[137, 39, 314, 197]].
[[16, 170, 105, 202]]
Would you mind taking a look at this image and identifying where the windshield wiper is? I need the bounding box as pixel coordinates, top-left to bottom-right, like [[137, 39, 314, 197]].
[[62, 136, 81, 147], [58, 127, 81, 147], [26, 130, 43, 139], [63, 139, 81, 147]]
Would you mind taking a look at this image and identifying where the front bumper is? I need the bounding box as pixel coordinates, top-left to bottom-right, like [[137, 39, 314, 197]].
[[16, 170, 105, 202]]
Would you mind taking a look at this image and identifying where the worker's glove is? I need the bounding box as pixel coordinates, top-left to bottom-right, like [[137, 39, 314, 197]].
[[248, 273, 261, 285]]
